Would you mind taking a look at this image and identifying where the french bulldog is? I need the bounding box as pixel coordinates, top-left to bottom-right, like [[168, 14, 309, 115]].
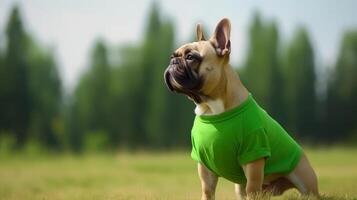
[[164, 18, 319, 200]]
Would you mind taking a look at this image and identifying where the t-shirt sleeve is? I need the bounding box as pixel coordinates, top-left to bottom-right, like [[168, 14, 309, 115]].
[[238, 128, 271, 165], [191, 136, 200, 162], [191, 148, 200, 162]]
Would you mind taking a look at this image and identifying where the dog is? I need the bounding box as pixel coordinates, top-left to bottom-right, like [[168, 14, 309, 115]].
[[164, 18, 319, 199]]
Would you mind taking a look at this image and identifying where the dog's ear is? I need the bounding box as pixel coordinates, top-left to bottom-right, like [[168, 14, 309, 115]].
[[196, 23, 206, 41], [211, 18, 231, 56]]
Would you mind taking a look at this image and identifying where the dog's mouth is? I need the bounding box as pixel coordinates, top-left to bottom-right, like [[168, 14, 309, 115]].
[[164, 57, 203, 103]]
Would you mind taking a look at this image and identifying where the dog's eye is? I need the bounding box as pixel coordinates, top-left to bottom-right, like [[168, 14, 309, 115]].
[[186, 54, 194, 60]]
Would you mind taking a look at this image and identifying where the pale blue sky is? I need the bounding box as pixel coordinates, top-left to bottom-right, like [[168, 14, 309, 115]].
[[0, 0, 356, 91]]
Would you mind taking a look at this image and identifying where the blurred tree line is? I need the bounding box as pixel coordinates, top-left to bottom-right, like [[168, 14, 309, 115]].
[[0, 4, 356, 152]]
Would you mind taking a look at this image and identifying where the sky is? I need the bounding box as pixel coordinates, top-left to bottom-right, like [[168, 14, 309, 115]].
[[0, 0, 357, 92]]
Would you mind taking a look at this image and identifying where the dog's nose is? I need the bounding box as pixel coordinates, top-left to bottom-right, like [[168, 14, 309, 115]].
[[170, 57, 180, 65]]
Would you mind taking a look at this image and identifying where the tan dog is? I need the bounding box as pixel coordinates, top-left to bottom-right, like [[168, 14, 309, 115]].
[[164, 18, 319, 200]]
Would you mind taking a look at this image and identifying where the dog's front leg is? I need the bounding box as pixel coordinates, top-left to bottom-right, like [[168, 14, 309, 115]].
[[242, 158, 265, 199], [197, 163, 218, 200]]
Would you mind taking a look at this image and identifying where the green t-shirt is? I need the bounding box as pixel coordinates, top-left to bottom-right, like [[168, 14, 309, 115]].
[[191, 94, 302, 184]]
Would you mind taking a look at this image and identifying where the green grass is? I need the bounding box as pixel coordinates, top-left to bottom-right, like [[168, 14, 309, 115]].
[[0, 147, 357, 199]]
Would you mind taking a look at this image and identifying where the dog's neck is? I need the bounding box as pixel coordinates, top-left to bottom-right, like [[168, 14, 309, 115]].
[[194, 64, 249, 116]]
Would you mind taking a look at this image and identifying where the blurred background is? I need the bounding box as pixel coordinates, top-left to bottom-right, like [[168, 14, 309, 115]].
[[0, 0, 356, 153], [1, 1, 357, 199]]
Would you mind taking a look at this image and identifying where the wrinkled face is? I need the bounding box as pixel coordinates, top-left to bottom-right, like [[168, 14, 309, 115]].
[[164, 41, 226, 103], [164, 18, 231, 103]]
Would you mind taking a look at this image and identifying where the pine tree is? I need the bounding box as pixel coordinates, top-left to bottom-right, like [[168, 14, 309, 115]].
[[325, 30, 357, 141], [243, 12, 286, 124], [69, 40, 112, 151], [283, 27, 317, 139], [26, 37, 62, 150], [1, 6, 31, 147]]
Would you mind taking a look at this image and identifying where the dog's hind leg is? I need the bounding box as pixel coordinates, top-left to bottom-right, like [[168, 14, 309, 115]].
[[234, 183, 246, 200], [286, 152, 319, 196], [262, 177, 295, 196]]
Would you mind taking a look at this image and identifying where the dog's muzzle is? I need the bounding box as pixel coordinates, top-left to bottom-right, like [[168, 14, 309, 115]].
[[164, 57, 203, 103]]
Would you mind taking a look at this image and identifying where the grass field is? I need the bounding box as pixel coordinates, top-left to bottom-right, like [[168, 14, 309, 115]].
[[0, 147, 357, 200]]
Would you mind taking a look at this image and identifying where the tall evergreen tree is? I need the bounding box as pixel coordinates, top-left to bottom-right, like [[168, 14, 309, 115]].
[[69, 40, 112, 151], [139, 2, 163, 147], [145, 19, 176, 147], [0, 6, 31, 147], [0, 48, 4, 130], [283, 28, 317, 139], [325, 30, 357, 141], [143, 4, 195, 148], [26, 37, 63, 150], [109, 45, 144, 148], [265, 22, 286, 124], [243, 13, 266, 103], [87, 40, 111, 132], [243, 13, 285, 123]]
